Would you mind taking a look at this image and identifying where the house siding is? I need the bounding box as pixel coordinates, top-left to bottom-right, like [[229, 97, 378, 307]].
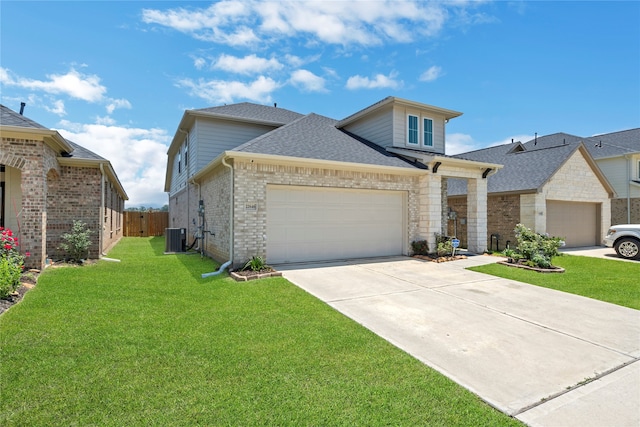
[[341, 107, 393, 148], [230, 160, 420, 269], [392, 106, 446, 154], [194, 119, 276, 172]]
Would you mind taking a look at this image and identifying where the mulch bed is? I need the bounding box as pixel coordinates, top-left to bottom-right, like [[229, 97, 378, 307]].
[[497, 260, 565, 273], [230, 268, 282, 282], [0, 270, 39, 316], [413, 254, 468, 263]]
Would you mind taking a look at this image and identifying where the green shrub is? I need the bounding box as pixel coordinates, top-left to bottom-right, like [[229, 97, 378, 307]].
[[243, 256, 269, 272], [0, 227, 28, 298], [411, 240, 429, 255], [511, 223, 564, 268], [435, 233, 453, 257], [59, 220, 93, 263]]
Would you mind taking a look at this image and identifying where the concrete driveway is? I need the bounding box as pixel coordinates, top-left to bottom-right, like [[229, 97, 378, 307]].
[[278, 256, 640, 426]]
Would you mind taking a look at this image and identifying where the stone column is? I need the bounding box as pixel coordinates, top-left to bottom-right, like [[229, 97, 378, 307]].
[[418, 173, 442, 254], [466, 177, 488, 253]]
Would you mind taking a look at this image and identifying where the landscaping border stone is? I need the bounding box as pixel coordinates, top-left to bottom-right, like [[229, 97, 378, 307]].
[[497, 261, 565, 273]]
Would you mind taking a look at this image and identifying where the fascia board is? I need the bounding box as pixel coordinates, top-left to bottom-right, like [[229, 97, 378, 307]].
[[337, 96, 463, 127], [190, 151, 425, 183], [0, 125, 73, 153]]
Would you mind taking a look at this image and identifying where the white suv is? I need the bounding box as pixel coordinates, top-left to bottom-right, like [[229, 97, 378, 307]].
[[604, 224, 640, 260]]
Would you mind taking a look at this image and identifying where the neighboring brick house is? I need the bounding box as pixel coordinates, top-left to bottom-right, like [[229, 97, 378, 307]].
[[0, 104, 128, 268], [447, 135, 614, 250], [165, 97, 501, 268]]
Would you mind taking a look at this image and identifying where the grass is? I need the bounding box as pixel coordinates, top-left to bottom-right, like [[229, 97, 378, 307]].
[[470, 255, 640, 310], [0, 237, 520, 426]]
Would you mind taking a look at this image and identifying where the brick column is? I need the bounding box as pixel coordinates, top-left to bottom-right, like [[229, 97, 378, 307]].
[[466, 177, 488, 253]]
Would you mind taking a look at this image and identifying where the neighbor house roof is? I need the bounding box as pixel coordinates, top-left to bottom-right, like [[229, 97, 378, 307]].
[[232, 113, 423, 170], [517, 130, 640, 160], [0, 104, 127, 200], [448, 140, 612, 196]]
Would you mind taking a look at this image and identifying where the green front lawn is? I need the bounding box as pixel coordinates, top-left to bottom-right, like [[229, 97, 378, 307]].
[[470, 255, 640, 310], [1, 237, 519, 426]]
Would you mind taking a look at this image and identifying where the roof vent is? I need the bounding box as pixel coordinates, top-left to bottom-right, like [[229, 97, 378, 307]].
[[19, 102, 26, 115]]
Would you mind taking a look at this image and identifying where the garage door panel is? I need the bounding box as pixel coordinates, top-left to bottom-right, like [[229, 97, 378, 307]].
[[547, 201, 598, 247], [267, 186, 405, 263]]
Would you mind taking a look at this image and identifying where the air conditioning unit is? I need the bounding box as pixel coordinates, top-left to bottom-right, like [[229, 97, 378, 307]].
[[165, 228, 186, 253]]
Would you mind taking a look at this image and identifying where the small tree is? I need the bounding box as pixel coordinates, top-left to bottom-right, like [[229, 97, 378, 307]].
[[59, 221, 93, 263]]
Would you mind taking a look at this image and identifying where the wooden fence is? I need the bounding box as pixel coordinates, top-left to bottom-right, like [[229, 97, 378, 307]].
[[123, 211, 169, 237]]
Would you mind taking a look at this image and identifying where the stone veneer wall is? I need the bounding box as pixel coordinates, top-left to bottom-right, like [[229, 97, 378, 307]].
[[231, 160, 420, 269], [611, 198, 640, 225]]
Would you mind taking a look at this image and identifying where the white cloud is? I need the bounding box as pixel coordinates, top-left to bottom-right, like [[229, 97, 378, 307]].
[[176, 75, 279, 104], [419, 65, 444, 82], [346, 72, 401, 90], [57, 121, 171, 207], [141, 1, 467, 47], [290, 70, 327, 93], [213, 54, 283, 75], [45, 100, 66, 116], [445, 133, 535, 155], [193, 57, 207, 70], [106, 98, 132, 114], [1, 67, 106, 102]]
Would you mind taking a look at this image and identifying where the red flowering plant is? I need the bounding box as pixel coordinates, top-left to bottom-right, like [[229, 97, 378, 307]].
[[0, 227, 30, 298]]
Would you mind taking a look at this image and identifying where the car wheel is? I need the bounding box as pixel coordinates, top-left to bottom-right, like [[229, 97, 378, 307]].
[[614, 238, 640, 260]]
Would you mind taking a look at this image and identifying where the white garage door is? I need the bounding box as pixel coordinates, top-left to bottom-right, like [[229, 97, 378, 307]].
[[267, 186, 405, 264], [547, 201, 599, 247]]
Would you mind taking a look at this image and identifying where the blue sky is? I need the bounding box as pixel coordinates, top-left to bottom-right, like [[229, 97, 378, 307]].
[[1, 1, 638, 207]]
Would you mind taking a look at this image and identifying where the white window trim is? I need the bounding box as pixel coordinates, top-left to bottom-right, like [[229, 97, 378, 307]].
[[423, 116, 434, 147], [407, 114, 419, 146], [406, 114, 436, 149]]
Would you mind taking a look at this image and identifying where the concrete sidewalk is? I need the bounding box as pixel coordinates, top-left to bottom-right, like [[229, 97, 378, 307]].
[[279, 255, 640, 426]]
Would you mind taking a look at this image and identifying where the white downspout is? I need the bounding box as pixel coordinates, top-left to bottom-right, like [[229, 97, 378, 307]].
[[625, 154, 631, 224], [99, 163, 105, 257], [201, 155, 234, 278]]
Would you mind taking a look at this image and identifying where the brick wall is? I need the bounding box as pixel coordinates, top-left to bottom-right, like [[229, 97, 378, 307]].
[[231, 160, 420, 269], [2, 136, 124, 267], [448, 194, 520, 251], [611, 197, 640, 225], [46, 165, 102, 260]]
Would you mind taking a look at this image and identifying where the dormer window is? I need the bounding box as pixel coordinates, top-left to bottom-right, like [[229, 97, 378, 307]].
[[423, 118, 433, 147], [407, 114, 434, 148], [407, 115, 419, 145]]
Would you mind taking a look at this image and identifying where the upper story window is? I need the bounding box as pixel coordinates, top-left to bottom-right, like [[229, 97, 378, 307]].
[[184, 144, 188, 170], [407, 114, 434, 148], [178, 152, 182, 174], [423, 118, 433, 147], [407, 115, 419, 145]]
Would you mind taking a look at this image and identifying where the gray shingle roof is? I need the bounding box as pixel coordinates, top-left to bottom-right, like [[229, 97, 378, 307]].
[[0, 104, 47, 129], [1, 104, 105, 161], [449, 141, 582, 195], [193, 102, 303, 125], [233, 113, 423, 169], [520, 130, 639, 159]]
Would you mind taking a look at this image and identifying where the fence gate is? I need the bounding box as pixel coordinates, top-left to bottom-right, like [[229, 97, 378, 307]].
[[124, 212, 168, 237]]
